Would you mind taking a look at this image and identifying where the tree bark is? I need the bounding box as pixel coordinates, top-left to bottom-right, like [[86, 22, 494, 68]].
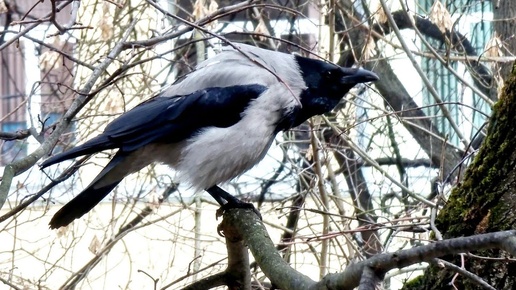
[[403, 62, 516, 289]]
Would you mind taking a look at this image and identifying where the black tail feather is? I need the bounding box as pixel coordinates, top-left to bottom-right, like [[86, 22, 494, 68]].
[[48, 153, 125, 229], [49, 182, 120, 229]]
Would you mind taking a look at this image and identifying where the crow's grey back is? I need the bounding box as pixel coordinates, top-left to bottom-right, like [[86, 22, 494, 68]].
[[163, 43, 306, 100]]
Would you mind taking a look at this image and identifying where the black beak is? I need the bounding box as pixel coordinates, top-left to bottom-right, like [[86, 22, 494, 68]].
[[340, 68, 379, 84]]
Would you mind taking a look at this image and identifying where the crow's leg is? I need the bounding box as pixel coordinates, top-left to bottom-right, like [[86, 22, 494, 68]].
[[205, 185, 262, 219]]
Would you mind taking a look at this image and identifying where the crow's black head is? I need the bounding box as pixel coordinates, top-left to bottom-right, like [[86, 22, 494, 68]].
[[292, 55, 378, 126]]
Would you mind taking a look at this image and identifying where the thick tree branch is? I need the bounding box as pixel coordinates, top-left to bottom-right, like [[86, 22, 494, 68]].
[[219, 214, 252, 289], [0, 129, 31, 141], [223, 209, 316, 289], [226, 207, 516, 290], [181, 272, 227, 290]]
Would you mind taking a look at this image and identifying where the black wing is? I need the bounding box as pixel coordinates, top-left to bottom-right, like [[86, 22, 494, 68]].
[[41, 84, 267, 168]]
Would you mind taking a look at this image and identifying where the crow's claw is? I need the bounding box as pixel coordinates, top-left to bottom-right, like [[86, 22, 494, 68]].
[[216, 200, 262, 220]]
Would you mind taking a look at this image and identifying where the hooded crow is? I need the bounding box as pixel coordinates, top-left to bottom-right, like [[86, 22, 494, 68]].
[[41, 43, 378, 228]]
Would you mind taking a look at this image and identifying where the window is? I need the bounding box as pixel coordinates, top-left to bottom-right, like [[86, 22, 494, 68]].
[[419, 0, 492, 146]]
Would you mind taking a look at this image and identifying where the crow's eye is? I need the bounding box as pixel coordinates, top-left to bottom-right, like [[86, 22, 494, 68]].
[[323, 70, 339, 81], [323, 71, 332, 78]]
